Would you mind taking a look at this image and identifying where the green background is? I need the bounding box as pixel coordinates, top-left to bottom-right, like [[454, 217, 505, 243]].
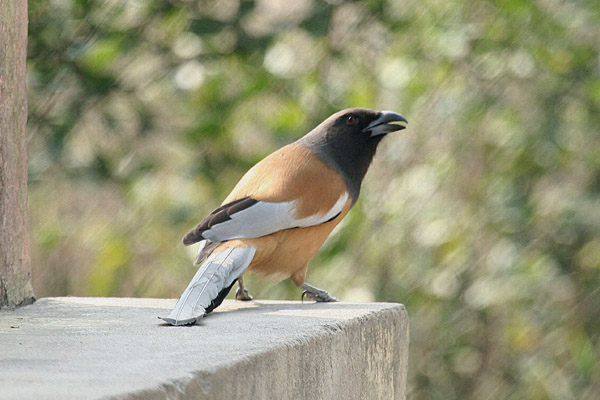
[[27, 0, 600, 398]]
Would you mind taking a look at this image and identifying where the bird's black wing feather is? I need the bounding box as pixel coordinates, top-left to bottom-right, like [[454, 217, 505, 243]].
[[182, 197, 258, 245]]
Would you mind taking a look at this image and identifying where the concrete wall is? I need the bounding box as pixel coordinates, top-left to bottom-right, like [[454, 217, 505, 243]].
[[1, 297, 409, 400]]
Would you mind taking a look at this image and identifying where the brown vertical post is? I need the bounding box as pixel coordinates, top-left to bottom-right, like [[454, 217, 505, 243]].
[[0, 0, 35, 308]]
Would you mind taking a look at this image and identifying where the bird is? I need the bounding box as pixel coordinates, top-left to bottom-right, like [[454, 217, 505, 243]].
[[160, 108, 407, 325]]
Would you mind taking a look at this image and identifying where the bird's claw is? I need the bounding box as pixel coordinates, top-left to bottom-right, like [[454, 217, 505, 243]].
[[235, 287, 253, 301], [301, 287, 338, 303]]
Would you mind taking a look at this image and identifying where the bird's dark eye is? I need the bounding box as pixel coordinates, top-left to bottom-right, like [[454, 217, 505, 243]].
[[346, 115, 359, 126]]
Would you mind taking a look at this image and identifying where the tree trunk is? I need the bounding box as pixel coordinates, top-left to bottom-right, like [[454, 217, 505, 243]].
[[0, 0, 35, 308]]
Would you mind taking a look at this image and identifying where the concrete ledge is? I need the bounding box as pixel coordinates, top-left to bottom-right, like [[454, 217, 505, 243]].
[[1, 297, 409, 400]]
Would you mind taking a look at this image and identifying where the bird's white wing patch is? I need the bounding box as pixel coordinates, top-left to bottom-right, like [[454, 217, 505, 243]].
[[202, 192, 349, 242]]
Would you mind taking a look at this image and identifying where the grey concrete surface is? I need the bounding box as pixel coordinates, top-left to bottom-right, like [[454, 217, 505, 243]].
[[0, 297, 409, 400]]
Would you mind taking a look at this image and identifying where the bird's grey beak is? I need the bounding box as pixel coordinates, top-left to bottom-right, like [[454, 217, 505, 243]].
[[362, 110, 408, 137]]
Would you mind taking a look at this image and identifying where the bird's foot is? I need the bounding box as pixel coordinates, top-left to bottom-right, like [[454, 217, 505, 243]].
[[235, 276, 253, 301], [235, 287, 253, 301], [300, 283, 338, 303]]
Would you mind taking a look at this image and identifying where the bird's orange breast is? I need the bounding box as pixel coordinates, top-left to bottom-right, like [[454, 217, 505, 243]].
[[214, 143, 352, 284], [216, 199, 351, 284]]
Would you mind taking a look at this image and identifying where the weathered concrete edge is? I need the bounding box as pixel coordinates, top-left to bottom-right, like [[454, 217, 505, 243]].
[[125, 304, 409, 400]]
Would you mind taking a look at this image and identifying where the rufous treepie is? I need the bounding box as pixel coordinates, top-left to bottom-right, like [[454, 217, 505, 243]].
[[161, 108, 407, 325]]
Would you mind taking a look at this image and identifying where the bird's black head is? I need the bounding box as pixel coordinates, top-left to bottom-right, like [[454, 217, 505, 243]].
[[327, 108, 408, 139], [296, 108, 408, 202]]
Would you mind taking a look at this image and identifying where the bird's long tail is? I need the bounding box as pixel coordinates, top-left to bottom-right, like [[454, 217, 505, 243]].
[[160, 246, 256, 325]]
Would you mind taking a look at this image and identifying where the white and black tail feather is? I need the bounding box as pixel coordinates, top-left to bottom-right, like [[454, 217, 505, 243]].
[[160, 246, 256, 325]]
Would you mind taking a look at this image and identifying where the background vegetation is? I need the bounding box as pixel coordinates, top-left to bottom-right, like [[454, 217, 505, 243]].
[[27, 0, 599, 398]]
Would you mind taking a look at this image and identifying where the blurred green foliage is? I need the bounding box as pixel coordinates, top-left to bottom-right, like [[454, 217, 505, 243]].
[[27, 0, 600, 398]]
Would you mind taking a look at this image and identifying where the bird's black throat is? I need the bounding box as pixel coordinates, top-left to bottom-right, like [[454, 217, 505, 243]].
[[297, 130, 385, 204]]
